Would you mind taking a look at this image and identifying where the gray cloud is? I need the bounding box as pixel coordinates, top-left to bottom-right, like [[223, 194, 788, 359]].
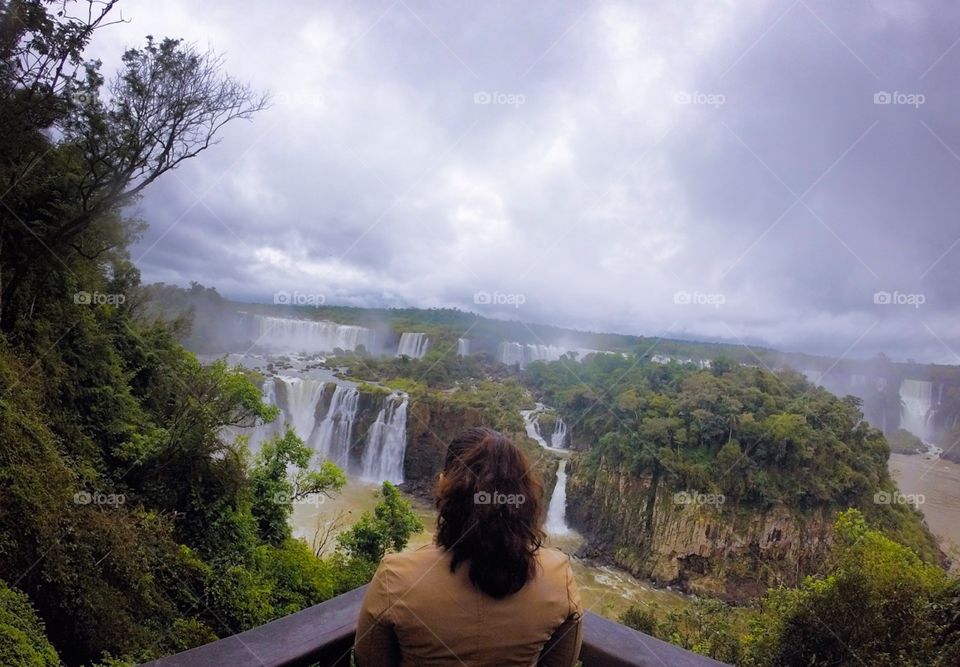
[[95, 0, 960, 362]]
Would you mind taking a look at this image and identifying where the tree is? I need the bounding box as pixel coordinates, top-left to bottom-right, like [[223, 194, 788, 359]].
[[0, 1, 267, 327], [250, 429, 346, 547], [744, 509, 950, 666], [0, 580, 60, 667], [337, 482, 423, 563]]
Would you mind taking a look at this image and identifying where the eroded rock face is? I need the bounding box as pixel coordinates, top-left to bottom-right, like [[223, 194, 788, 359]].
[[567, 456, 834, 602], [401, 399, 485, 498], [400, 399, 557, 501]]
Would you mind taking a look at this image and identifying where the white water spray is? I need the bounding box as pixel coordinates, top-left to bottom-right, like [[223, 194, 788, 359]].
[[397, 332, 429, 359], [360, 393, 409, 483], [314, 385, 360, 468], [546, 460, 571, 536], [253, 315, 377, 353]]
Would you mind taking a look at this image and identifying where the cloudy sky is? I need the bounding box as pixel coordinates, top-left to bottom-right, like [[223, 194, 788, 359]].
[[92, 0, 960, 363]]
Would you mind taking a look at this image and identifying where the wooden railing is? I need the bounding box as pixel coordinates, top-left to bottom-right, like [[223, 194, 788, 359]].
[[141, 585, 728, 667]]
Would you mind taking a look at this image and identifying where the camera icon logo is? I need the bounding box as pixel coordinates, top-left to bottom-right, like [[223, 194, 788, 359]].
[[874, 91, 892, 105], [873, 291, 891, 305], [473, 491, 491, 504], [474, 291, 492, 305], [473, 91, 492, 105], [274, 291, 291, 305], [73, 491, 92, 505]]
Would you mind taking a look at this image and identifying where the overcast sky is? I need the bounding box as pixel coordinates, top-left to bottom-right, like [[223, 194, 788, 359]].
[[92, 0, 960, 363]]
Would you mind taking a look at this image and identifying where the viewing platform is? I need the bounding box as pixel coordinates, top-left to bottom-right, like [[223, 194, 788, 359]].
[[142, 584, 728, 667]]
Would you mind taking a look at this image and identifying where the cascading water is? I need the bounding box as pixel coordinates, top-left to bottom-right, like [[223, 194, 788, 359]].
[[397, 332, 429, 359], [546, 460, 571, 535], [521, 404, 567, 453], [249, 376, 411, 479], [499, 342, 567, 368], [521, 404, 549, 448], [498, 342, 598, 368], [551, 418, 568, 449], [252, 315, 377, 353], [360, 393, 409, 483], [247, 375, 327, 452], [457, 338, 470, 356], [900, 379, 935, 442], [521, 405, 573, 535], [274, 375, 328, 444], [314, 385, 360, 468]]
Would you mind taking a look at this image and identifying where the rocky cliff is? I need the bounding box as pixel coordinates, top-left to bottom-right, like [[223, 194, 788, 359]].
[[401, 394, 557, 502], [567, 455, 835, 602]]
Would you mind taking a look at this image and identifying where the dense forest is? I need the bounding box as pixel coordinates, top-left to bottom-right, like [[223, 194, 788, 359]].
[[0, 3, 424, 664], [2, 2, 960, 667]]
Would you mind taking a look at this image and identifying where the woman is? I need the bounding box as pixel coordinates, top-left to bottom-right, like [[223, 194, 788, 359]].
[[355, 427, 583, 666]]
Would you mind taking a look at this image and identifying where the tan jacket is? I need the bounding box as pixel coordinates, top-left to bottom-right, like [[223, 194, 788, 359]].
[[354, 544, 583, 667]]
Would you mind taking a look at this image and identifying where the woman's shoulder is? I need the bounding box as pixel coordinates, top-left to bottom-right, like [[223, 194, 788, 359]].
[[379, 544, 449, 578], [536, 546, 573, 569]]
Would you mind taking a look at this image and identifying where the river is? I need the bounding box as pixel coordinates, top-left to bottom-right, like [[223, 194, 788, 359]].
[[890, 452, 960, 566], [290, 479, 689, 620]]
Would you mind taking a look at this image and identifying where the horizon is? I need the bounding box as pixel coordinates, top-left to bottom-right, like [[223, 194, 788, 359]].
[[198, 288, 942, 367], [84, 0, 960, 365]]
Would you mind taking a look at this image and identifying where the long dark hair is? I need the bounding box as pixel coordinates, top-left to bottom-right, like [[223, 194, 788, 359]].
[[435, 427, 545, 598]]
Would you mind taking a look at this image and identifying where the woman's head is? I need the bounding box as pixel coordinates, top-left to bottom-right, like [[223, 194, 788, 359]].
[[435, 427, 545, 598]]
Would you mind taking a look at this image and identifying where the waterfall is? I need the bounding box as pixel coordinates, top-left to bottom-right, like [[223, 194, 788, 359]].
[[314, 385, 360, 468], [498, 342, 598, 368], [546, 459, 571, 535], [247, 375, 327, 452], [521, 404, 574, 535], [551, 418, 568, 449], [252, 315, 377, 353], [274, 375, 328, 444], [900, 379, 934, 441], [521, 404, 550, 449], [521, 404, 567, 453], [397, 332, 429, 359], [499, 342, 566, 368], [360, 393, 409, 483], [457, 338, 470, 356]]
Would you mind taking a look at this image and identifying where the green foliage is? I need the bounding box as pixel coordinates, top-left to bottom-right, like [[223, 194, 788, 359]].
[[620, 604, 658, 636], [250, 429, 346, 546], [744, 509, 952, 667], [0, 581, 60, 667], [620, 511, 959, 666], [524, 352, 940, 562], [337, 482, 423, 563], [620, 599, 743, 665]]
